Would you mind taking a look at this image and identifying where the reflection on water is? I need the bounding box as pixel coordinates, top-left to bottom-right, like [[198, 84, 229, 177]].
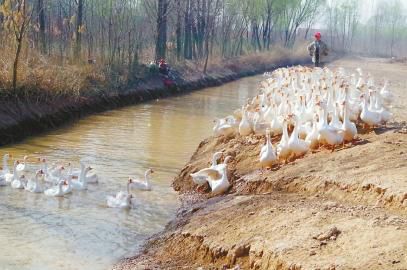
[[0, 75, 261, 269]]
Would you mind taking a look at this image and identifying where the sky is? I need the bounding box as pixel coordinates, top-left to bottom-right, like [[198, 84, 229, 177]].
[[326, 0, 407, 22], [315, 0, 407, 28]]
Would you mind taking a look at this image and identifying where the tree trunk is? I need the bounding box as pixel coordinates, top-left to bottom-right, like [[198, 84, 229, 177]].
[[38, 0, 46, 54], [13, 37, 23, 91], [155, 0, 168, 60], [184, 0, 192, 59], [176, 0, 182, 60], [75, 0, 84, 60]]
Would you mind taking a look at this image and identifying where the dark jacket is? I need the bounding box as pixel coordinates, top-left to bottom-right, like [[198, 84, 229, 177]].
[[307, 40, 328, 63]]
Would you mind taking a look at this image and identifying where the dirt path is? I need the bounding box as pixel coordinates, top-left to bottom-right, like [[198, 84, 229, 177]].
[[114, 57, 407, 270]]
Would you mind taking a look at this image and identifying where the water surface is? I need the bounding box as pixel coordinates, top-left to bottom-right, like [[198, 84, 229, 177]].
[[0, 75, 261, 269]]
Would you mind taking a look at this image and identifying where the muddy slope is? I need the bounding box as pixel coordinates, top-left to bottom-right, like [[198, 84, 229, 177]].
[[114, 57, 407, 270]]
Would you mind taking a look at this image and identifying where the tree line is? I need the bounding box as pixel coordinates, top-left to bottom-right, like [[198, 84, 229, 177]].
[[0, 0, 406, 90]]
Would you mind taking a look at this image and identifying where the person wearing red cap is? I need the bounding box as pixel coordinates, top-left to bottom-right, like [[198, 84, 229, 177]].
[[158, 58, 169, 75], [307, 32, 328, 67]]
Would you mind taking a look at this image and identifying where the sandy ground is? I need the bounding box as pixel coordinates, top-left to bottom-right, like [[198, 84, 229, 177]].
[[113, 57, 407, 270]]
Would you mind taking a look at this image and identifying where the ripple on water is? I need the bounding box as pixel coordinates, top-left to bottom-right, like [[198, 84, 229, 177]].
[[0, 75, 260, 269]]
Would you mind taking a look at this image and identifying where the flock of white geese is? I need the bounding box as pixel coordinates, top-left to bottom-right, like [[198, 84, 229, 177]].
[[192, 66, 394, 195], [0, 154, 155, 209]]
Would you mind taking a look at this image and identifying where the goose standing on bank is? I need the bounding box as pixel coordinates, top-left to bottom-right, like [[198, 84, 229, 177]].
[[259, 129, 277, 168], [194, 156, 233, 195], [287, 114, 309, 158], [360, 93, 381, 128], [190, 152, 223, 186], [380, 80, 394, 106], [277, 118, 292, 163], [341, 101, 357, 142], [239, 106, 252, 136], [207, 156, 233, 195], [317, 102, 344, 152]]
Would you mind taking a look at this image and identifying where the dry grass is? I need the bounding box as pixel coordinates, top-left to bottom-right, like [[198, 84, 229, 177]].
[[0, 42, 308, 102], [173, 45, 308, 76], [0, 44, 109, 100]]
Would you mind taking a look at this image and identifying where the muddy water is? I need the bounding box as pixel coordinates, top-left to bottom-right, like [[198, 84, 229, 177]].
[[0, 75, 261, 270]]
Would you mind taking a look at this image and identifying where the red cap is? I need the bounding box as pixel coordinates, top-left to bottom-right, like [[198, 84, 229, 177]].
[[315, 32, 321, 40]]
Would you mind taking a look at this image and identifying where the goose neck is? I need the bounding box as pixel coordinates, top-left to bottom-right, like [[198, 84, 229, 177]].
[[42, 162, 48, 174], [127, 182, 130, 194], [144, 170, 151, 184], [3, 155, 9, 173], [58, 181, 64, 193], [212, 152, 222, 166], [79, 167, 87, 183], [13, 162, 18, 173], [282, 121, 289, 140], [291, 118, 300, 139], [343, 104, 349, 123]]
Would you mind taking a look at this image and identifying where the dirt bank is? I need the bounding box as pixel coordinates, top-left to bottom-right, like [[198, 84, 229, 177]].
[[114, 57, 407, 270], [0, 51, 310, 146]]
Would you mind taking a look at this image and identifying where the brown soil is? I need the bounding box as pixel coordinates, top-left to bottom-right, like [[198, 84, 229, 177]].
[[113, 57, 407, 270]]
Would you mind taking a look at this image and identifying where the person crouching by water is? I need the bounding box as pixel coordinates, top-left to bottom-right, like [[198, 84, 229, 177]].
[[158, 59, 169, 75], [307, 32, 328, 67]]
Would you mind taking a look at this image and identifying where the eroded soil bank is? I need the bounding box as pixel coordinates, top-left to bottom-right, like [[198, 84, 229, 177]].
[[0, 52, 309, 146], [114, 57, 407, 270]]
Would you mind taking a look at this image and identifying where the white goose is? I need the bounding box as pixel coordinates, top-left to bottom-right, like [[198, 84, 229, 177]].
[[44, 180, 66, 197], [190, 151, 223, 186], [0, 175, 6, 186], [0, 153, 11, 175], [208, 156, 232, 195], [11, 175, 26, 189], [70, 166, 92, 191], [360, 94, 381, 128], [195, 156, 232, 195], [41, 159, 65, 184], [69, 162, 99, 184], [16, 156, 30, 175], [380, 80, 394, 105], [239, 106, 252, 136], [287, 114, 309, 158], [0, 154, 11, 186], [259, 129, 277, 168], [84, 167, 99, 184], [107, 179, 133, 209], [6, 160, 20, 183], [270, 115, 283, 135], [305, 114, 319, 150], [253, 110, 269, 135], [277, 118, 292, 163], [317, 102, 344, 151], [213, 118, 235, 137], [371, 91, 392, 124], [341, 101, 357, 142], [25, 170, 45, 193], [129, 168, 154, 191]]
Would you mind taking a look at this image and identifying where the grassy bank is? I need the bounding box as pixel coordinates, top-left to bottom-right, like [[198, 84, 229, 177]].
[[0, 48, 309, 146]]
